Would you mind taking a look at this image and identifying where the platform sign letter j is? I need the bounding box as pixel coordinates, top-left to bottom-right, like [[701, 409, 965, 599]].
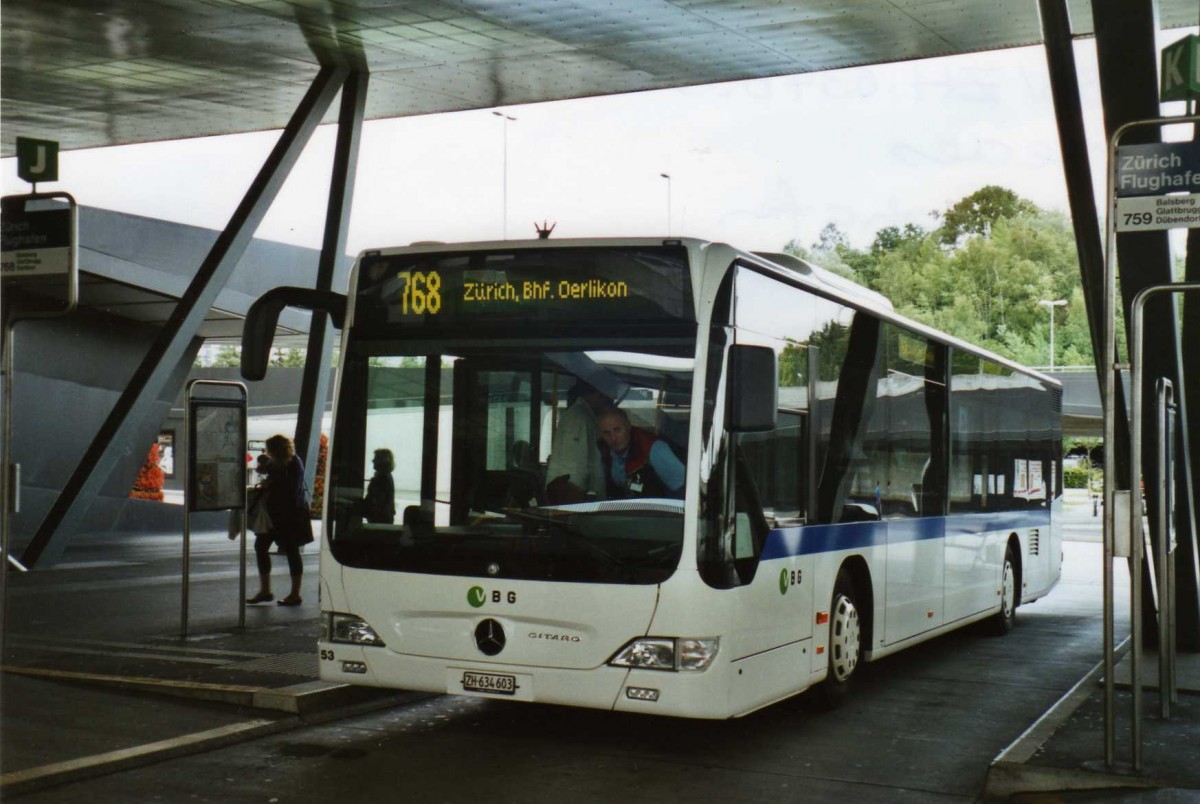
[[16, 137, 59, 184]]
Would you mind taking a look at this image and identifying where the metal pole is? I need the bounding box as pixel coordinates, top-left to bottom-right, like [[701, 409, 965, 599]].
[[493, 112, 516, 239], [182, 478, 191, 639], [503, 119, 508, 239], [1129, 296, 1145, 772], [660, 173, 672, 236], [1156, 378, 1174, 718], [1132, 286, 1200, 700], [1049, 310, 1055, 370], [1130, 281, 1200, 763], [1, 317, 14, 656], [1103, 115, 1200, 769], [1039, 299, 1065, 368], [295, 71, 366, 495], [182, 394, 192, 639], [1103, 117, 1121, 770], [239, 503, 247, 629]]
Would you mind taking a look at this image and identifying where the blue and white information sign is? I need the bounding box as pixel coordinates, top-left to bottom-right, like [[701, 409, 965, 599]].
[[1115, 142, 1200, 198], [1115, 141, 1200, 231]]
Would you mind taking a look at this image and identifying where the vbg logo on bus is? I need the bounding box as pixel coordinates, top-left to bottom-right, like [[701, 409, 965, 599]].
[[779, 568, 803, 595], [467, 585, 518, 608]]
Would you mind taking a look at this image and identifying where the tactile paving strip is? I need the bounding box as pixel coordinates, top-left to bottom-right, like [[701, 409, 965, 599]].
[[222, 652, 319, 677]]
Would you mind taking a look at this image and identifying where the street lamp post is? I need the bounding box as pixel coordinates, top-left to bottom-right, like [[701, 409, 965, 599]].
[[660, 173, 671, 235], [1038, 298, 1067, 369], [493, 111, 517, 239]]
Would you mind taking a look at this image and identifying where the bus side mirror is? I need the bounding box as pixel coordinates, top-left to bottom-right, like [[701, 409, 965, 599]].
[[727, 344, 777, 432], [241, 287, 347, 381]]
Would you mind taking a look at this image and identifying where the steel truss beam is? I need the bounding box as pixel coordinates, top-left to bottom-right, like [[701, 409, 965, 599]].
[[1038, 0, 1133, 484], [294, 71, 368, 498], [20, 66, 350, 568]]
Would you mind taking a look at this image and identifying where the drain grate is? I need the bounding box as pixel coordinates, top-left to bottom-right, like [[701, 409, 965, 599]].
[[224, 651, 319, 677]]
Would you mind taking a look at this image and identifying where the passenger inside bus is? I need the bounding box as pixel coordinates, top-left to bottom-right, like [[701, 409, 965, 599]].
[[363, 448, 396, 524], [545, 380, 610, 504]]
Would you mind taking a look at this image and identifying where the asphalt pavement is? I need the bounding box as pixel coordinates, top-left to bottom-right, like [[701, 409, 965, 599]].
[[0, 492, 1196, 801], [0, 523, 424, 796]]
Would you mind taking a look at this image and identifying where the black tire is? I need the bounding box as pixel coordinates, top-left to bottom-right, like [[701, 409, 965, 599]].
[[988, 545, 1018, 636], [816, 568, 862, 709]]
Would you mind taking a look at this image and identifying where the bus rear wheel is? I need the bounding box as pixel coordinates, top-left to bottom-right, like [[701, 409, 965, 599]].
[[988, 545, 1017, 635], [816, 569, 861, 708]]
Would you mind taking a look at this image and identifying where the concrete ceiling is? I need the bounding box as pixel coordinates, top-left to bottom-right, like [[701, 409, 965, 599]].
[[4, 1, 1196, 158]]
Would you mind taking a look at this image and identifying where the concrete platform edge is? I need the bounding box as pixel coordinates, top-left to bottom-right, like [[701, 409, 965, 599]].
[[984, 761, 1165, 800], [985, 638, 1134, 800], [0, 684, 431, 798], [0, 718, 293, 798], [2, 665, 263, 708], [1, 664, 404, 715]]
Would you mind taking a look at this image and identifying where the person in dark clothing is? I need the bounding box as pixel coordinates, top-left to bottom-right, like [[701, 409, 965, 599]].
[[364, 448, 396, 524], [597, 408, 685, 499], [247, 434, 314, 606]]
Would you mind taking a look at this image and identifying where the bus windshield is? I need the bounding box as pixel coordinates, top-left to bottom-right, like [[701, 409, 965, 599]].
[[327, 339, 696, 585]]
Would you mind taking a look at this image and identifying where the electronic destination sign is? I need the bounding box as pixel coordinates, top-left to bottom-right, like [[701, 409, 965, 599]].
[[354, 245, 694, 329]]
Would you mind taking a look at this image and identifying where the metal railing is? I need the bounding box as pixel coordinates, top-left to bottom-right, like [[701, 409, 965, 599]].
[[1103, 113, 1200, 770]]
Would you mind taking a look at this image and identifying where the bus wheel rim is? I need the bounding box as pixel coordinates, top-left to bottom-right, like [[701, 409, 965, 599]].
[[830, 594, 860, 682], [1001, 560, 1015, 619]]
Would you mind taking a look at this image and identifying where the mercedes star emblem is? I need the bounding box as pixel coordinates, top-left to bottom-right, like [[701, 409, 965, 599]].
[[475, 618, 506, 656]]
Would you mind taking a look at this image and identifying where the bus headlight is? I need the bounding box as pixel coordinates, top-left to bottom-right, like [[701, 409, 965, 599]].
[[327, 613, 386, 647], [609, 637, 719, 672]]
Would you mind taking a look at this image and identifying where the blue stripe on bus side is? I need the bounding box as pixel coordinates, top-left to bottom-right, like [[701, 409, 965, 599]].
[[760, 509, 1051, 561]]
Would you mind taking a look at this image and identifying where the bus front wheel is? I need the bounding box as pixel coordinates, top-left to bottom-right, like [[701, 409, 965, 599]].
[[816, 569, 861, 708]]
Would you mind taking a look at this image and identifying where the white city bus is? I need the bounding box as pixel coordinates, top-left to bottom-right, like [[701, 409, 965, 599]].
[[243, 237, 1062, 718]]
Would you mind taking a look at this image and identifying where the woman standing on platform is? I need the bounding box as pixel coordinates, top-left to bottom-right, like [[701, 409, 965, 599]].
[[246, 434, 314, 606]]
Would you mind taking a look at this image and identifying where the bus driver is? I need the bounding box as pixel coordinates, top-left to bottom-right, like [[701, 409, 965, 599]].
[[596, 408, 685, 499]]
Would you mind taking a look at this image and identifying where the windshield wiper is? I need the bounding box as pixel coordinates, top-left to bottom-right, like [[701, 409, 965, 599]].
[[502, 509, 636, 580]]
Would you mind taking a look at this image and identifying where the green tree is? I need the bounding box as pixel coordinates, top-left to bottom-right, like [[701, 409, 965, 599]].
[[271, 348, 306, 367], [786, 224, 860, 281], [855, 223, 925, 290], [781, 186, 1089, 367], [778, 341, 807, 387], [874, 234, 952, 314], [872, 223, 927, 255], [937, 185, 1037, 246], [211, 345, 241, 367]]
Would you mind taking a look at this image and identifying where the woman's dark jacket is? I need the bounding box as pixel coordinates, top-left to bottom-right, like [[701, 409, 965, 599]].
[[265, 455, 315, 548]]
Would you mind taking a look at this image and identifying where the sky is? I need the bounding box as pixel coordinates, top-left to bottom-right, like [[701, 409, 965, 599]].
[[2, 35, 1194, 258]]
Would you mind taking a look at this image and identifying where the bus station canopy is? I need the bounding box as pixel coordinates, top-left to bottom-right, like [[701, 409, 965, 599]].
[[3, 0, 1196, 157]]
